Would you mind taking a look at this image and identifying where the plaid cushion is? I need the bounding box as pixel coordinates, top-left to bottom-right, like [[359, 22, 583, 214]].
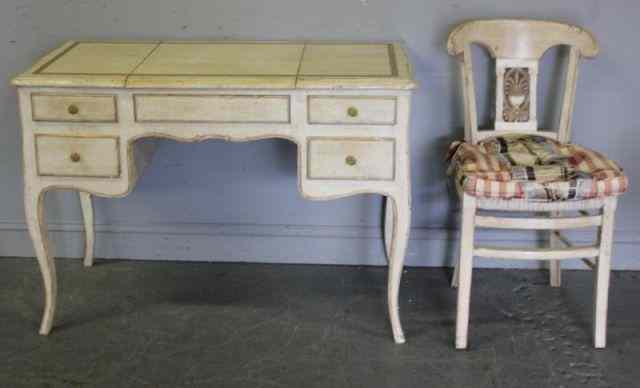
[[446, 134, 629, 201]]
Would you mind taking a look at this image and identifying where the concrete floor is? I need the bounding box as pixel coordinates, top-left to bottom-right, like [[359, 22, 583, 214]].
[[1, 258, 639, 387]]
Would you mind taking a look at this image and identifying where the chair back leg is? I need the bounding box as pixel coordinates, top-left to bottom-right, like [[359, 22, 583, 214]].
[[549, 259, 562, 287], [549, 211, 562, 287], [451, 249, 460, 288]]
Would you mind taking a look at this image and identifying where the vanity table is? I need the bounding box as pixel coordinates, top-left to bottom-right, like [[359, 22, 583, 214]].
[[12, 41, 416, 343]]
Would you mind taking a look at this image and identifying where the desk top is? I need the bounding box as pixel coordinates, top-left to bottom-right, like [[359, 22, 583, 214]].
[[12, 41, 416, 90]]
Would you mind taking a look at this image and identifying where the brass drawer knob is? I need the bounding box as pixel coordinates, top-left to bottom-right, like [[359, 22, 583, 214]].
[[347, 106, 358, 118], [67, 104, 79, 115], [70, 152, 81, 163], [345, 155, 357, 166]]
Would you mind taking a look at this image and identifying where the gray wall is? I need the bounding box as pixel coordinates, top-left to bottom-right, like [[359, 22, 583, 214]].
[[1, 0, 638, 268]]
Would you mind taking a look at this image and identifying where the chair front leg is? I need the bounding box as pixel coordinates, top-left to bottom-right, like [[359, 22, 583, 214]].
[[593, 197, 617, 348], [456, 192, 476, 349]]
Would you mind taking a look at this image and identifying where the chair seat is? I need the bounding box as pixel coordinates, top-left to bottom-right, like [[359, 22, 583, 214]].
[[447, 134, 628, 202]]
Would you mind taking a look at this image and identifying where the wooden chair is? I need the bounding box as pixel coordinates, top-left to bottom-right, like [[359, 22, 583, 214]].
[[446, 20, 629, 349]]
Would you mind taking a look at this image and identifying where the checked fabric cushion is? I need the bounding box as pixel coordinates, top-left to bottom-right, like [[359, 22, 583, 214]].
[[446, 134, 629, 202]]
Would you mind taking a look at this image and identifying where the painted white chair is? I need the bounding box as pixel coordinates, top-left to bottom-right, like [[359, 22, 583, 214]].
[[446, 20, 629, 349]]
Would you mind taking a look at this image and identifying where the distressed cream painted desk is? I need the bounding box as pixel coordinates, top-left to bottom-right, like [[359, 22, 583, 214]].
[[12, 41, 416, 343]]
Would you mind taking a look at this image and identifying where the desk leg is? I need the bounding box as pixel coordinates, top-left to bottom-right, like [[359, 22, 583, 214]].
[[386, 193, 410, 344], [24, 187, 57, 335], [79, 192, 95, 267], [384, 197, 394, 260]]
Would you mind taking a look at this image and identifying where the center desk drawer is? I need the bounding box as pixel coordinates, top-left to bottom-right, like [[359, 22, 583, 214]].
[[308, 96, 397, 125], [134, 95, 290, 123], [31, 94, 118, 123], [307, 138, 395, 181], [35, 135, 120, 178]]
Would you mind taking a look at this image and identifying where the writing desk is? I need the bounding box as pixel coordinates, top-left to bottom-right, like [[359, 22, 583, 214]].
[[12, 41, 416, 343]]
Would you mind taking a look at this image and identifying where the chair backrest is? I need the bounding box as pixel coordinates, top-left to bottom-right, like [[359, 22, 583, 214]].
[[447, 19, 599, 144]]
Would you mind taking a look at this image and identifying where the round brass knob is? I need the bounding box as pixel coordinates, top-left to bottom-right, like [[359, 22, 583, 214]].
[[67, 104, 79, 115], [345, 155, 357, 166], [70, 152, 81, 163], [347, 106, 358, 118]]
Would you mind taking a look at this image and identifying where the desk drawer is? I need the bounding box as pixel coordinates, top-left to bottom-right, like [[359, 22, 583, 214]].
[[307, 138, 395, 181], [31, 94, 118, 122], [308, 96, 396, 125], [35, 135, 120, 178], [134, 95, 290, 123]]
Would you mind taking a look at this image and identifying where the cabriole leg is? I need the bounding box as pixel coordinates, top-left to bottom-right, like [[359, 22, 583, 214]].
[[384, 196, 395, 260], [79, 192, 94, 267], [24, 187, 57, 335], [386, 193, 410, 344]]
